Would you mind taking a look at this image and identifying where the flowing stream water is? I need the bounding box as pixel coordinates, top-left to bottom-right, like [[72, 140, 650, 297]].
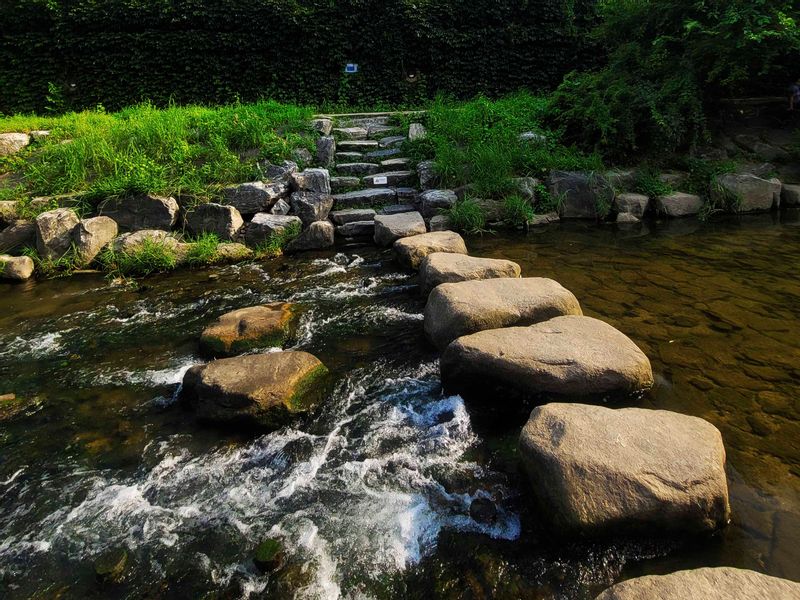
[[1, 213, 799, 599]]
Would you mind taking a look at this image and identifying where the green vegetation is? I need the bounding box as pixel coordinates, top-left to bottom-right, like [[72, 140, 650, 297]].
[[446, 198, 487, 234], [255, 222, 302, 258], [0, 101, 314, 202], [634, 170, 674, 200], [98, 238, 179, 278], [21, 246, 81, 278], [502, 195, 535, 227], [184, 233, 221, 266]]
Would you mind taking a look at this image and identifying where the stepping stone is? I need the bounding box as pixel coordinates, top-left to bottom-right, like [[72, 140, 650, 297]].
[[381, 157, 411, 168], [333, 188, 396, 209], [335, 152, 363, 162], [520, 404, 729, 536], [0, 254, 34, 281], [595, 567, 800, 600], [336, 221, 374, 238], [440, 316, 653, 398], [337, 140, 379, 152], [419, 253, 521, 295], [180, 352, 327, 428], [336, 162, 381, 176], [425, 278, 582, 350], [379, 204, 415, 215], [374, 212, 426, 246], [200, 303, 298, 357], [332, 127, 367, 140], [379, 135, 406, 148], [393, 231, 467, 270], [330, 176, 361, 193], [363, 171, 415, 188], [657, 192, 703, 217], [364, 148, 402, 161], [341, 116, 391, 128], [330, 208, 376, 225]]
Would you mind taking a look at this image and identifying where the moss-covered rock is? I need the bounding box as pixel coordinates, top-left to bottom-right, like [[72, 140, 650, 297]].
[[199, 303, 298, 358]]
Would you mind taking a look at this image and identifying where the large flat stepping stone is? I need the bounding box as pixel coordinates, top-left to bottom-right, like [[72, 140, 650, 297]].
[[441, 316, 653, 398], [333, 188, 396, 208], [337, 140, 379, 152], [595, 567, 800, 599], [393, 231, 467, 270], [425, 278, 582, 350], [374, 211, 426, 246], [419, 253, 521, 295], [200, 303, 298, 357], [180, 352, 327, 429], [336, 162, 381, 176], [363, 171, 415, 188], [520, 403, 728, 536]]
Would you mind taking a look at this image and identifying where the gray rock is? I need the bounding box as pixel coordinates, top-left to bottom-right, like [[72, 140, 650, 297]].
[[657, 192, 704, 217], [616, 212, 640, 224], [363, 171, 415, 188], [244, 213, 302, 247], [374, 212, 426, 246], [310, 118, 332, 136], [659, 171, 689, 188], [379, 135, 406, 148], [336, 162, 381, 176], [335, 152, 363, 162], [513, 177, 540, 202], [395, 188, 418, 201], [35, 208, 80, 259], [330, 176, 361, 193], [530, 212, 560, 226], [292, 147, 313, 165], [100, 194, 179, 231], [409, 123, 427, 141], [259, 160, 298, 183], [285, 221, 335, 253], [368, 124, 395, 137], [381, 157, 411, 169], [594, 567, 800, 600], [606, 169, 637, 191], [441, 316, 653, 398], [380, 204, 416, 215], [364, 148, 402, 161], [548, 171, 613, 219], [180, 352, 327, 428], [0, 201, 18, 225], [614, 192, 650, 218], [333, 127, 368, 140], [752, 142, 790, 163], [519, 131, 547, 144], [420, 189, 457, 218], [713, 173, 781, 213], [420, 253, 521, 295], [270, 199, 290, 215], [289, 192, 334, 226], [73, 216, 118, 264], [393, 231, 468, 270], [315, 136, 336, 168], [0, 254, 34, 280], [336, 221, 374, 238], [428, 214, 453, 232], [222, 182, 283, 216], [0, 133, 30, 156], [417, 160, 439, 190], [425, 277, 582, 350], [29, 130, 50, 142], [185, 203, 244, 241], [521, 404, 729, 536], [782, 183, 800, 206], [337, 140, 379, 152], [290, 168, 331, 195], [330, 208, 376, 226], [113, 230, 179, 254], [0, 221, 35, 253], [333, 188, 396, 209]]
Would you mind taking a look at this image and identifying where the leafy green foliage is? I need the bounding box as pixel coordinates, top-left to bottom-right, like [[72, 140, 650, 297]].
[[502, 194, 535, 226], [635, 169, 673, 199], [99, 238, 178, 277], [255, 222, 302, 258], [447, 198, 487, 234]]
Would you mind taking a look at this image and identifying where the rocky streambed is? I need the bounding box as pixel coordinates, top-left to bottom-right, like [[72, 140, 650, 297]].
[[0, 216, 799, 598]]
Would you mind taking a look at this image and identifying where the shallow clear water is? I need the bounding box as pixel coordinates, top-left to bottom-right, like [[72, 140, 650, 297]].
[[0, 212, 799, 599]]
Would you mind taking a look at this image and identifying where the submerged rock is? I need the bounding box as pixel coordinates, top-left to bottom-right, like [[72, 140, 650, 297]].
[[594, 567, 799, 599], [424, 278, 582, 350], [440, 316, 653, 398], [73, 216, 118, 265], [0, 254, 35, 280], [185, 203, 244, 241], [419, 253, 521, 295], [94, 547, 129, 582], [254, 538, 285, 573], [520, 403, 729, 536], [35, 208, 80, 259], [180, 352, 328, 428], [200, 303, 297, 357], [374, 212, 426, 246], [100, 194, 179, 231], [393, 231, 467, 270]]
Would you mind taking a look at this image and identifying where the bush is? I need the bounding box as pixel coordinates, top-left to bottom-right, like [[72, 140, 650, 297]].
[[447, 198, 486, 233], [503, 194, 534, 226]]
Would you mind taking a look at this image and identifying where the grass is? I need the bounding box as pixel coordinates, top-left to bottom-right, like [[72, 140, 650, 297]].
[[0, 100, 315, 204], [634, 169, 674, 199], [98, 238, 178, 278], [255, 222, 302, 258], [447, 198, 487, 233], [21, 245, 81, 278], [184, 233, 221, 266], [502, 194, 534, 226]]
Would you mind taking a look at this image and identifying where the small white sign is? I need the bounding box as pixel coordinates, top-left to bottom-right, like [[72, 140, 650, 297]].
[[373, 176, 388, 185]]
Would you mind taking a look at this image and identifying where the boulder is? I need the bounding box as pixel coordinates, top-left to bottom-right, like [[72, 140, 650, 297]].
[[333, 188, 396, 209], [419, 190, 458, 218], [73, 216, 118, 264], [425, 278, 581, 350], [393, 231, 468, 270], [363, 171, 415, 188], [512, 177, 539, 202], [594, 568, 800, 600], [712, 173, 781, 213], [0, 254, 34, 280], [330, 176, 360, 193], [0, 221, 35, 253], [259, 160, 297, 183], [520, 403, 728, 536], [100, 194, 179, 231], [289, 192, 334, 226], [112, 230, 178, 254], [292, 147, 313, 165], [374, 212, 426, 246], [35, 208, 80, 259], [285, 221, 334, 253], [336, 162, 381, 177], [200, 303, 298, 357], [417, 160, 439, 190], [0, 133, 30, 156], [616, 212, 640, 224], [311, 118, 333, 136], [315, 136, 336, 168], [614, 193, 649, 219], [419, 253, 521, 295], [270, 199, 290, 215], [215, 243, 253, 262], [222, 182, 287, 216], [244, 214, 302, 247], [428, 214, 453, 232], [549, 171, 614, 220], [530, 212, 560, 226], [180, 352, 327, 428], [441, 316, 653, 398], [0, 201, 18, 225], [409, 123, 427, 141], [330, 208, 376, 225], [782, 183, 800, 207], [185, 203, 244, 241], [606, 169, 637, 191], [290, 168, 331, 195], [752, 142, 790, 163], [656, 192, 703, 217], [336, 221, 374, 238]]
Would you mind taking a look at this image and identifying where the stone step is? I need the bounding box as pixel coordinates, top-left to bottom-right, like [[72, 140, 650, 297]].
[[330, 176, 361, 193], [381, 157, 411, 169], [379, 136, 406, 149], [332, 188, 397, 208], [367, 125, 398, 139], [330, 208, 376, 225], [339, 115, 392, 128], [335, 220, 375, 238], [363, 171, 416, 188], [364, 148, 402, 161], [336, 163, 382, 176], [379, 204, 416, 215], [332, 127, 368, 140], [335, 152, 363, 162], [395, 187, 419, 202], [337, 140, 380, 152]]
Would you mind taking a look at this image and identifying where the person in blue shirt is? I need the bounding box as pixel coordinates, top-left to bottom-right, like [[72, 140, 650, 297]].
[[789, 78, 800, 111]]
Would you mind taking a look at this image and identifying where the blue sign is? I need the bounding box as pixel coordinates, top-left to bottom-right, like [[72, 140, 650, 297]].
[[345, 63, 359, 74]]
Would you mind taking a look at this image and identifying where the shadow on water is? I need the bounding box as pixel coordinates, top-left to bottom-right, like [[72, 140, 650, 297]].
[[0, 214, 798, 598]]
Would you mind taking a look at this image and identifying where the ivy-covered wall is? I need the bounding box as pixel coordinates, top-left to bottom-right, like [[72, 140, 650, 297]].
[[0, 0, 597, 114]]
